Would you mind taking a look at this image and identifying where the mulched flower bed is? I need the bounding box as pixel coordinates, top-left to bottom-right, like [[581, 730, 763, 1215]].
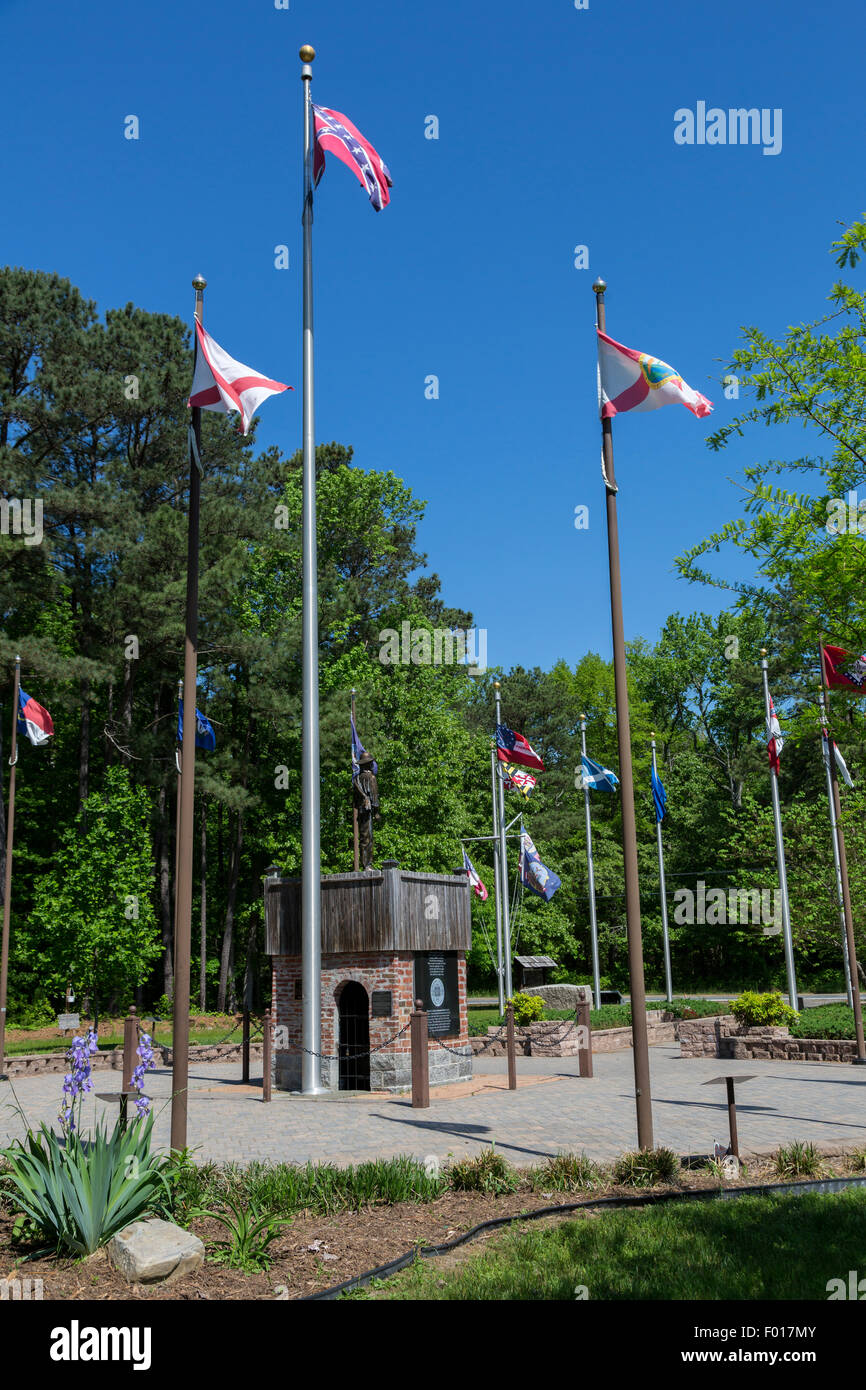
[[2, 1153, 859, 1301]]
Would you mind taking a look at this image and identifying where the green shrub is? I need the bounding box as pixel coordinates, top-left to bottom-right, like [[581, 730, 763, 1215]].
[[7, 999, 57, 1029], [1, 1115, 170, 1255], [509, 993, 545, 1026], [530, 1152, 603, 1193], [612, 1147, 679, 1188], [731, 990, 798, 1029], [791, 1005, 863, 1040], [191, 1192, 291, 1272], [447, 1146, 519, 1195], [659, 998, 732, 1020], [774, 1141, 823, 1179]]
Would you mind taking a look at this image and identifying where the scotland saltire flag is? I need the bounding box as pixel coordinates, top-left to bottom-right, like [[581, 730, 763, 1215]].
[[519, 832, 561, 902], [582, 754, 619, 793], [17, 689, 54, 747], [651, 763, 667, 822], [351, 712, 377, 782], [177, 699, 216, 751], [313, 105, 392, 211], [496, 724, 544, 772], [462, 850, 488, 902]]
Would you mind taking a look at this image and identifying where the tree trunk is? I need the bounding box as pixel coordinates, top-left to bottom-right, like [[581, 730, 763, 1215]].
[[217, 809, 243, 1012], [78, 677, 90, 819], [157, 784, 174, 999], [0, 720, 5, 908]]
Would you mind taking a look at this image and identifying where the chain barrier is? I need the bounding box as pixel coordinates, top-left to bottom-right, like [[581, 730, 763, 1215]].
[[287, 1016, 413, 1064]]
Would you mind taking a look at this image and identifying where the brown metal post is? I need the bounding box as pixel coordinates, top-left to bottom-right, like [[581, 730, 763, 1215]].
[[578, 999, 593, 1079], [820, 642, 866, 1061], [122, 1006, 138, 1092], [170, 275, 206, 1153], [0, 656, 21, 1080], [411, 999, 429, 1109], [593, 279, 654, 1150], [262, 1007, 272, 1103], [726, 1077, 739, 1158], [242, 1007, 250, 1083], [351, 688, 359, 872], [505, 1002, 517, 1090]]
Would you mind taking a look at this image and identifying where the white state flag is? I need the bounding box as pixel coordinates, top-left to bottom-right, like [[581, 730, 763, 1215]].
[[597, 329, 713, 420], [835, 742, 855, 788], [188, 323, 291, 435]]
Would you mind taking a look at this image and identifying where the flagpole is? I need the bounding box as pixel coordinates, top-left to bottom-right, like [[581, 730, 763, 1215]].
[[490, 742, 505, 1013], [760, 650, 798, 1008], [170, 275, 206, 1152], [818, 691, 854, 1007], [819, 642, 865, 1059], [351, 689, 359, 873], [651, 734, 673, 1005], [493, 682, 513, 1000], [172, 678, 183, 994], [300, 43, 325, 1093], [0, 655, 21, 1080], [592, 278, 653, 1150], [580, 714, 602, 1010]]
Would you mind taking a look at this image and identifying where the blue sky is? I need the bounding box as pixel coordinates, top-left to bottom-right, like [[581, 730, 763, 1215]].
[[1, 0, 862, 673]]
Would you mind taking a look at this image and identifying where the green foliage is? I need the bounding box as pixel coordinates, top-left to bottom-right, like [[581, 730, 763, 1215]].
[[529, 1152, 603, 1193], [792, 1004, 864, 1039], [191, 1191, 292, 1272], [774, 1141, 824, 1179], [0, 1114, 170, 1255], [732, 991, 798, 1028], [446, 1146, 520, 1196], [612, 1147, 679, 1188], [508, 992, 546, 1025]]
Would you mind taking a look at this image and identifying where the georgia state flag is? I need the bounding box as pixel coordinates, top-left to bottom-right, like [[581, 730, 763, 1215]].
[[18, 689, 54, 746]]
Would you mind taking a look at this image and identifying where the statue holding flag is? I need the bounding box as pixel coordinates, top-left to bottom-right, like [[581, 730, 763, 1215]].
[[353, 752, 380, 871]]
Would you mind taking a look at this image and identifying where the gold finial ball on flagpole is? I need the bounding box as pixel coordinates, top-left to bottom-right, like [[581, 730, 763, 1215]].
[[493, 681, 501, 690], [299, 44, 316, 62], [760, 647, 768, 656], [592, 277, 607, 294], [192, 274, 207, 292]]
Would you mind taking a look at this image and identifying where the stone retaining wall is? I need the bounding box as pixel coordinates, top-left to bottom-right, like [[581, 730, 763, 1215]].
[[468, 1015, 676, 1057], [677, 1014, 859, 1063], [2, 1041, 262, 1079]]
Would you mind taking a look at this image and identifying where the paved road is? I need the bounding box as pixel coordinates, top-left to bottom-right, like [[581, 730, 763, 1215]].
[[3, 1046, 864, 1169]]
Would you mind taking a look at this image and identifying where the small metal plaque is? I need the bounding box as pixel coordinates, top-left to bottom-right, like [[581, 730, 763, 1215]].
[[372, 991, 392, 1018], [57, 1014, 80, 1031]]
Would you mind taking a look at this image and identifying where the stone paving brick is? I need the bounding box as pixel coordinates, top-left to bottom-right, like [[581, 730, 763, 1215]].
[[2, 1045, 864, 1168]]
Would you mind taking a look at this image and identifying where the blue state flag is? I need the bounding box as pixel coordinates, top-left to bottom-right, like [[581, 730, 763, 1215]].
[[177, 699, 216, 751], [519, 832, 561, 902], [651, 763, 667, 823], [581, 753, 619, 793]]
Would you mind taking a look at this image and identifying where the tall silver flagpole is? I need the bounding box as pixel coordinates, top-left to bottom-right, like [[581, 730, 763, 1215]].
[[580, 714, 601, 1010], [760, 651, 798, 1007], [490, 743, 505, 1013], [651, 734, 673, 1004], [493, 682, 513, 999], [300, 44, 324, 1093], [819, 690, 853, 1007]]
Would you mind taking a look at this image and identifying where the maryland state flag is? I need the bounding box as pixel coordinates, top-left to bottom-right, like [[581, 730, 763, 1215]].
[[822, 644, 866, 691], [502, 763, 537, 799]]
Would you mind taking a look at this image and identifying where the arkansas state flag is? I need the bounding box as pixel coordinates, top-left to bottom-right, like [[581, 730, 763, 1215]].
[[313, 105, 392, 211], [496, 725, 544, 772], [767, 693, 785, 774], [462, 850, 488, 902], [18, 689, 54, 746], [597, 330, 713, 420], [822, 644, 866, 691], [188, 323, 291, 435]]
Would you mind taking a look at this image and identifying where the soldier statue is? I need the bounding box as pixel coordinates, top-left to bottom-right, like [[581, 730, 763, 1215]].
[[353, 751, 380, 871]]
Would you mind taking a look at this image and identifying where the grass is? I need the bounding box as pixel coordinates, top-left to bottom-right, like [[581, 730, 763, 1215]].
[[346, 1190, 866, 1300], [4, 1026, 245, 1056], [446, 1148, 519, 1195], [773, 1141, 824, 1179], [612, 1147, 679, 1188], [791, 1004, 865, 1040], [528, 1152, 603, 1193], [467, 997, 731, 1036]]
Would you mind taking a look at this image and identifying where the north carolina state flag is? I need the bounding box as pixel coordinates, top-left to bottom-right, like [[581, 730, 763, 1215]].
[[188, 323, 291, 435], [822, 644, 866, 691], [18, 689, 54, 746]]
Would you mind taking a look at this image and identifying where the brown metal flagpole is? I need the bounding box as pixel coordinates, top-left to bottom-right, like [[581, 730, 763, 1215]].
[[819, 639, 866, 1062], [351, 688, 359, 872], [171, 677, 183, 999], [593, 278, 654, 1149], [170, 275, 206, 1151], [0, 656, 21, 1080]]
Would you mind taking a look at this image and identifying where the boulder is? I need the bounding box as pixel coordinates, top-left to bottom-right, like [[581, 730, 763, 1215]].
[[108, 1218, 205, 1285], [523, 984, 589, 1011]]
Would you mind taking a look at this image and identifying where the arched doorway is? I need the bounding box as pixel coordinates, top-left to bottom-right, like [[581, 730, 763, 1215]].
[[338, 982, 370, 1091]]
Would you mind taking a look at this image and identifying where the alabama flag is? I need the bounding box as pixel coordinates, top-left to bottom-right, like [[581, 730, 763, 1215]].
[[188, 323, 291, 435], [597, 330, 713, 420], [18, 689, 54, 746], [767, 693, 785, 774]]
